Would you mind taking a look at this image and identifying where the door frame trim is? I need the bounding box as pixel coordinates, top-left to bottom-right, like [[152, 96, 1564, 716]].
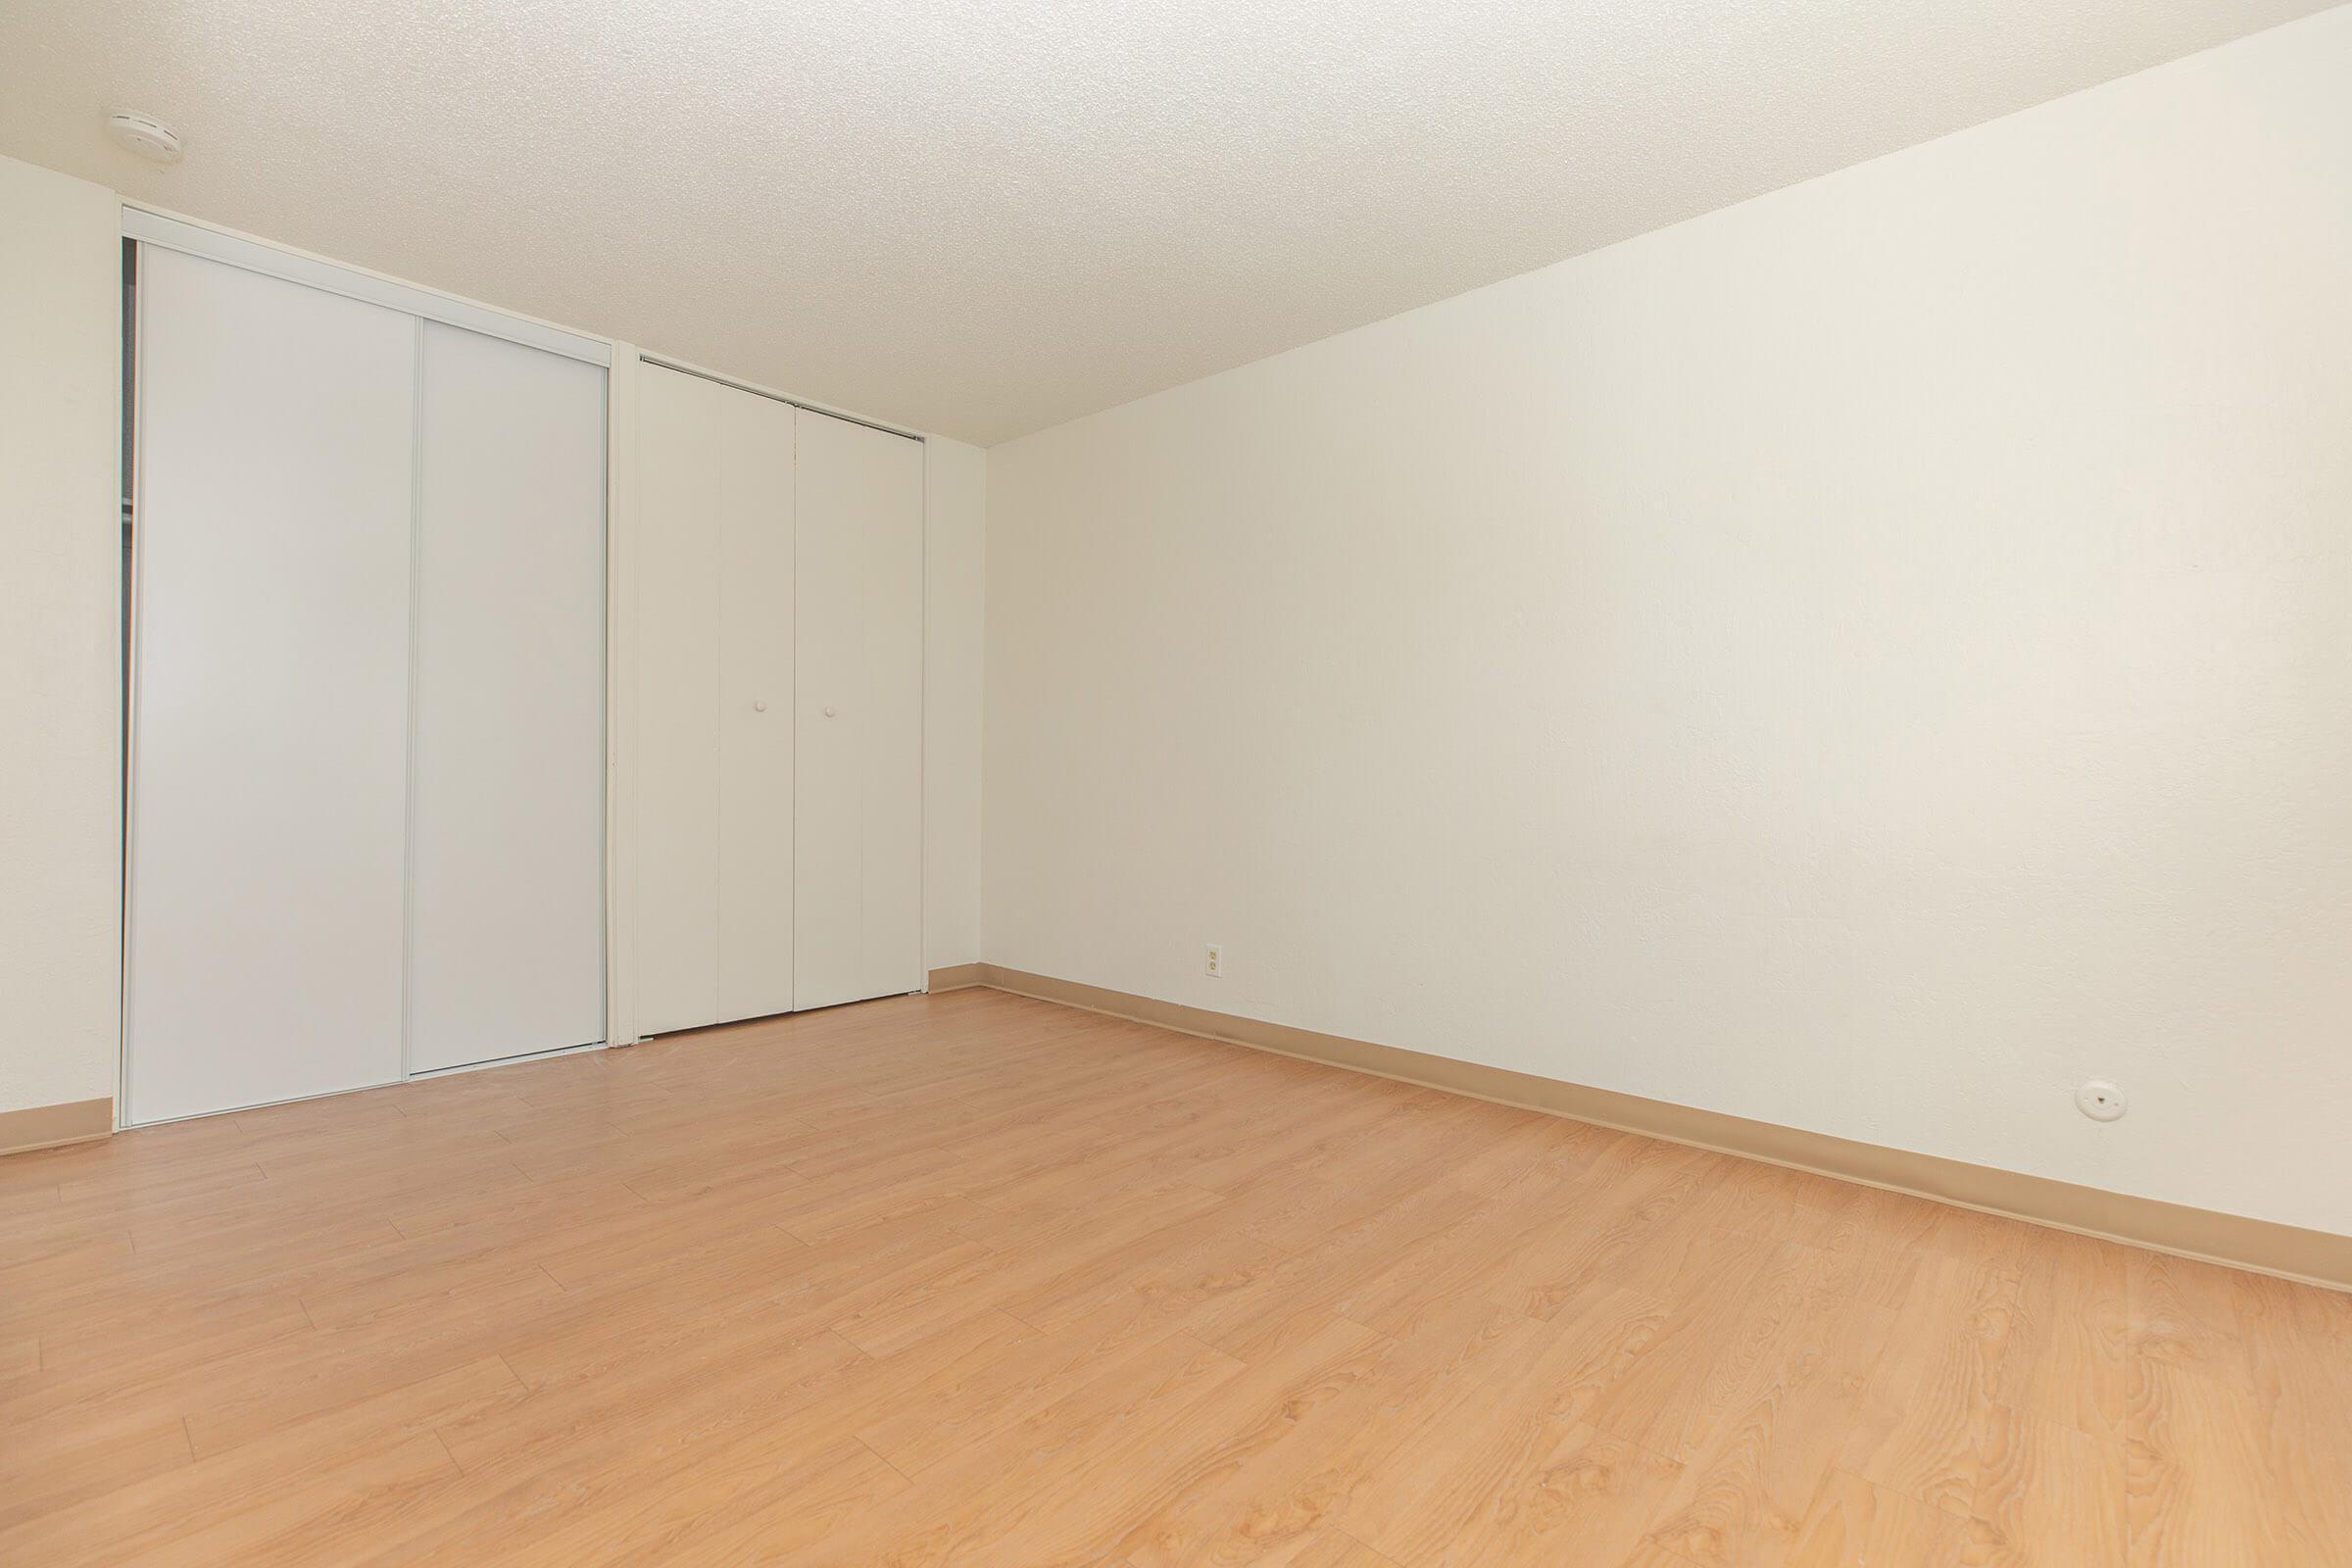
[[122, 205, 611, 367]]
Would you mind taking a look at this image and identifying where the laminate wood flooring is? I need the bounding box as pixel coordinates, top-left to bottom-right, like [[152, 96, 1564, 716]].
[[2, 988, 2346, 1564]]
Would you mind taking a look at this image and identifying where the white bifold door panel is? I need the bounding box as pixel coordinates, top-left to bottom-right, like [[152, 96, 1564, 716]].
[[406, 323, 608, 1073], [793, 408, 924, 1011], [125, 249, 417, 1124], [716, 395, 800, 1026], [634, 366, 796, 1036]]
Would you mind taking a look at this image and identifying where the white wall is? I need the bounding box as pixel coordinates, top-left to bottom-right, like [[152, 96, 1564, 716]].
[[925, 436, 987, 971], [0, 155, 122, 1116], [982, 11, 2352, 1236]]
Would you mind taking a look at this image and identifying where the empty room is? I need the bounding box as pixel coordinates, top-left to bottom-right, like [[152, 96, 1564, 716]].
[[2, 1, 2348, 1562]]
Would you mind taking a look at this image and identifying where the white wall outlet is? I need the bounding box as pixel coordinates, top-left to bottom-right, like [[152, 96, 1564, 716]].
[[1204, 944, 1224, 978], [2075, 1080, 2127, 1122]]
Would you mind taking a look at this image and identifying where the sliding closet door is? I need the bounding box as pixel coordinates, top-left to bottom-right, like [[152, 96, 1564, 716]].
[[636, 366, 795, 1035], [125, 249, 416, 1124], [406, 323, 608, 1073], [794, 409, 923, 1011]]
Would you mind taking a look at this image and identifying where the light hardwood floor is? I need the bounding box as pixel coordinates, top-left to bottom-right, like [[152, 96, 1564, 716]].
[[2, 988, 2346, 1565]]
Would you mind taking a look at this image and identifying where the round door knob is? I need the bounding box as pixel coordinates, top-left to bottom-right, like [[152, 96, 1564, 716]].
[[823, 706, 837, 718], [753, 700, 767, 712]]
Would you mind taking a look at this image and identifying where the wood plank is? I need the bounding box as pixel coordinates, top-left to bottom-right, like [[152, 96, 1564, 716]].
[[1778, 1469, 1966, 1568]]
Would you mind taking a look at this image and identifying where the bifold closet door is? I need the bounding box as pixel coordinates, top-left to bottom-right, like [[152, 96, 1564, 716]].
[[793, 408, 924, 1011], [125, 249, 416, 1124], [405, 323, 608, 1073], [635, 366, 796, 1036]]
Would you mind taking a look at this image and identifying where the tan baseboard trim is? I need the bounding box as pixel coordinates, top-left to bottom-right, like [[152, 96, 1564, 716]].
[[973, 964, 2352, 1294], [925, 963, 986, 993], [0, 1098, 115, 1158]]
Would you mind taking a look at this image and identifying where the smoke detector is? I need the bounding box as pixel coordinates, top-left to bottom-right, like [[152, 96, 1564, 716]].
[[106, 111, 181, 164]]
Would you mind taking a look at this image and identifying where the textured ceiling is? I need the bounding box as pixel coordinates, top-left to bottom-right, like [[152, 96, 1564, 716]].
[[1, 1, 2330, 444]]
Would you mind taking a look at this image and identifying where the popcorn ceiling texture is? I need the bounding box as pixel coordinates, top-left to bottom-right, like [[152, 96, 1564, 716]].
[[0, 0, 2330, 444]]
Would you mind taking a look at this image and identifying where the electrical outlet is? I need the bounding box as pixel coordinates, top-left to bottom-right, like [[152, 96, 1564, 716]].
[[1204, 944, 1224, 978]]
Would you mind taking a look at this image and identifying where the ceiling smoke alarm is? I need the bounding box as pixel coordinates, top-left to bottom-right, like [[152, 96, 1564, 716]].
[[106, 111, 181, 164]]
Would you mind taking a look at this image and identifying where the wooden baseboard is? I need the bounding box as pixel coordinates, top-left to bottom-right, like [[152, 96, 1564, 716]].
[[0, 1098, 115, 1158], [925, 962, 986, 993], [971, 963, 2352, 1294]]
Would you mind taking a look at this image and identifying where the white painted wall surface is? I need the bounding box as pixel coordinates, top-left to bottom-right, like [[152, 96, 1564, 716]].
[[0, 156, 121, 1117], [982, 12, 2352, 1236], [924, 437, 987, 972]]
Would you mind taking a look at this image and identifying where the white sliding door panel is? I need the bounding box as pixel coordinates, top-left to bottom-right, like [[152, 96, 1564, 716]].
[[715, 389, 797, 1024], [126, 249, 416, 1124], [794, 409, 924, 1011], [636, 366, 797, 1034], [407, 323, 608, 1073]]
